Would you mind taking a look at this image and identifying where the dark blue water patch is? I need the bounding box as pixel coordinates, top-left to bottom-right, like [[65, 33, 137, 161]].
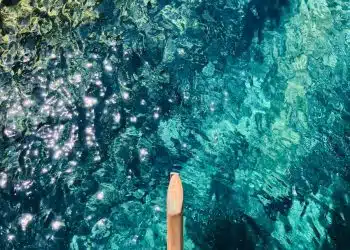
[[187, 208, 268, 250], [324, 190, 350, 249], [240, 0, 290, 52], [1, 0, 20, 6], [96, 0, 117, 20], [141, 35, 165, 67]]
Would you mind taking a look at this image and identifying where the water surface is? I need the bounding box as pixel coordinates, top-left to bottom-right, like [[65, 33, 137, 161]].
[[0, 0, 349, 249]]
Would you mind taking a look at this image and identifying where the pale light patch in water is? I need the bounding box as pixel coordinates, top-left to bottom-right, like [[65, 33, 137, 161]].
[[50, 177, 56, 184], [103, 60, 113, 72], [96, 191, 104, 200], [22, 98, 34, 107], [41, 168, 49, 174], [104, 64, 113, 72], [210, 101, 215, 112], [32, 149, 39, 156], [0, 173, 7, 188], [84, 96, 98, 108], [122, 92, 129, 100], [132, 235, 139, 243], [51, 78, 64, 90], [113, 113, 121, 123], [19, 214, 33, 231], [69, 161, 78, 166], [53, 150, 63, 159], [153, 112, 159, 119], [14, 180, 34, 191], [177, 47, 186, 56], [0, 90, 7, 102], [22, 180, 33, 190], [72, 74, 82, 83], [53, 124, 79, 158], [93, 155, 101, 162], [65, 167, 73, 173], [85, 126, 96, 147], [51, 220, 64, 231], [3, 128, 17, 138], [139, 148, 149, 161], [7, 105, 23, 117], [97, 218, 106, 226], [7, 234, 15, 241]]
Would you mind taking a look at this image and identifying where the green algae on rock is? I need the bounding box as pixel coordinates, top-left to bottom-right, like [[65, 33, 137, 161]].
[[0, 0, 101, 73]]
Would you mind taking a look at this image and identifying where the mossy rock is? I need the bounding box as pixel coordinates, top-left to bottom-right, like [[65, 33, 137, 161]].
[[0, 0, 101, 73]]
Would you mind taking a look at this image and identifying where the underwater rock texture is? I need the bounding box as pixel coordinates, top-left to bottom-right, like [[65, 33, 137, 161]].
[[0, 0, 101, 73], [0, 0, 349, 249]]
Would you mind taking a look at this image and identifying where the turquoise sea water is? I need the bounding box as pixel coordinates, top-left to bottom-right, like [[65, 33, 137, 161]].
[[0, 0, 349, 249]]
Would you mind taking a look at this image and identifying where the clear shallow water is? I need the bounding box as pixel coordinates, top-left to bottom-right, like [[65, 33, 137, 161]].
[[0, 0, 349, 249]]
